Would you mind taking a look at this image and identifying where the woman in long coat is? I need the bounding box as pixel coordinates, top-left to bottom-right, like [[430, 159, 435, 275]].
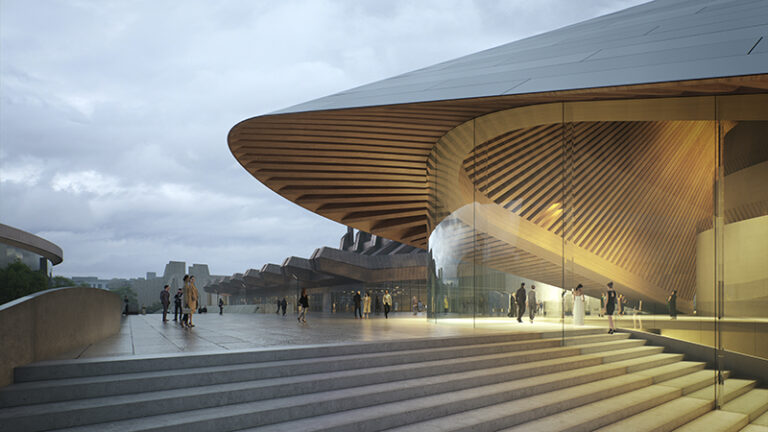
[[184, 275, 199, 328], [363, 292, 372, 319]]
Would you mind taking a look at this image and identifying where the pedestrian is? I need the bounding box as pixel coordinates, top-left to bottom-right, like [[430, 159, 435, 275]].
[[515, 283, 526, 323], [572, 284, 585, 326], [276, 298, 281, 314], [182, 275, 199, 328], [443, 295, 449, 314], [281, 297, 287, 316], [605, 281, 617, 334], [363, 292, 371, 319], [218, 297, 224, 315], [599, 293, 606, 317], [123, 296, 129, 316], [668, 290, 677, 320], [353, 291, 362, 319], [173, 289, 183, 322], [383, 290, 392, 319], [160, 285, 170, 323], [297, 288, 309, 324], [181, 275, 190, 327], [528, 285, 537, 323], [412, 296, 418, 316]]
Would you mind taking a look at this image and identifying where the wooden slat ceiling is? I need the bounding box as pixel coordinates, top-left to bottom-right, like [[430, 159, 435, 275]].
[[229, 75, 768, 250]]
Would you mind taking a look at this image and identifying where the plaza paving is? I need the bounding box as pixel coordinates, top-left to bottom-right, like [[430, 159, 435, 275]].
[[52, 311, 597, 360]]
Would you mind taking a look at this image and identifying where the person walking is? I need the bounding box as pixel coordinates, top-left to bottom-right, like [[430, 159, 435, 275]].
[[383, 290, 392, 319], [297, 288, 309, 324], [668, 290, 677, 320], [123, 296, 130, 316], [173, 288, 183, 322], [528, 285, 537, 323], [412, 296, 418, 316], [160, 285, 171, 323], [353, 291, 362, 319], [281, 297, 287, 316], [363, 292, 372, 319], [276, 298, 281, 314], [573, 284, 585, 326], [218, 297, 224, 315], [515, 283, 527, 323], [181, 275, 190, 327], [605, 281, 617, 334]]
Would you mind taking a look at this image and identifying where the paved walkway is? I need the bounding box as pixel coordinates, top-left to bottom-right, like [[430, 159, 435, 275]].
[[51, 312, 591, 360]]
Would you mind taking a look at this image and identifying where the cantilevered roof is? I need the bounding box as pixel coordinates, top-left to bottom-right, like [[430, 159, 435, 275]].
[[229, 0, 768, 250], [276, 0, 768, 114]]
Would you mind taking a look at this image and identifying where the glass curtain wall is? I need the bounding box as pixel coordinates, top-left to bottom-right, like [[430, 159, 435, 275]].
[[428, 95, 767, 397]]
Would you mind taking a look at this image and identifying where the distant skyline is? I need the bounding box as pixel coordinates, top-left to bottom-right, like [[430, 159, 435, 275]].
[[0, 0, 647, 279]]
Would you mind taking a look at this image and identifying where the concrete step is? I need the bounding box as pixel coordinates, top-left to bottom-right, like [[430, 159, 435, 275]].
[[687, 378, 757, 405], [499, 384, 682, 432], [754, 410, 768, 426], [0, 344, 658, 431], [10, 329, 611, 384], [741, 424, 768, 432], [278, 360, 697, 432], [721, 388, 768, 422], [593, 396, 712, 432], [38, 348, 673, 432], [0, 335, 640, 408], [671, 409, 749, 432]]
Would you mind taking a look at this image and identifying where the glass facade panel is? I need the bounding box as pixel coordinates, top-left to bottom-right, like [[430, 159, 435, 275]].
[[429, 95, 767, 365]]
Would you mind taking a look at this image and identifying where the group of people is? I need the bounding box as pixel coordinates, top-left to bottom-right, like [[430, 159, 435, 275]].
[[351, 290, 394, 319], [159, 275, 199, 329], [509, 283, 538, 323]]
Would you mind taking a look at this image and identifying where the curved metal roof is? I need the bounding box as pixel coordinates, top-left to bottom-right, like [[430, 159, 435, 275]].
[[229, 0, 768, 249], [275, 0, 768, 114]]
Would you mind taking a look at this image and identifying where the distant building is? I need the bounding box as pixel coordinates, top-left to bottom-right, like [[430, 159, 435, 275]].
[[0, 223, 62, 277]]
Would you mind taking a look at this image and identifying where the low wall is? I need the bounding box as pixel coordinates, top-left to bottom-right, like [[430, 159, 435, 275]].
[[0, 287, 121, 387]]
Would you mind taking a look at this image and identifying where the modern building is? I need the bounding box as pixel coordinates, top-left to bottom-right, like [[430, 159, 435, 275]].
[[204, 227, 427, 314], [0, 223, 62, 277], [228, 0, 767, 355]]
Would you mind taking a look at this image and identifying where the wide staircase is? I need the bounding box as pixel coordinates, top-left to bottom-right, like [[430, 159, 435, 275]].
[[0, 328, 766, 431]]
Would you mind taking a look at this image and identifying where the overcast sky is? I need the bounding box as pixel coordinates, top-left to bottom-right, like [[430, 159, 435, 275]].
[[1, 0, 647, 279]]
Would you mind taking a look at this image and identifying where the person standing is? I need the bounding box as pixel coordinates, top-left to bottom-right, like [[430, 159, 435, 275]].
[[668, 290, 677, 320], [412, 296, 418, 316], [363, 292, 371, 319], [572, 284, 585, 326], [298, 288, 309, 324], [276, 298, 281, 314], [181, 275, 190, 327], [218, 297, 224, 315], [281, 297, 287, 316], [383, 290, 392, 319], [123, 296, 129, 316], [353, 291, 362, 319], [443, 295, 449, 314], [528, 285, 537, 323], [160, 285, 171, 323], [173, 288, 183, 322], [515, 283, 527, 323], [605, 281, 617, 334]]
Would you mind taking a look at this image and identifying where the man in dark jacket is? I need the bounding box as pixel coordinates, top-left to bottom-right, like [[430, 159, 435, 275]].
[[515, 283, 527, 323], [160, 285, 171, 322], [353, 291, 362, 319], [173, 289, 183, 322], [218, 297, 224, 315]]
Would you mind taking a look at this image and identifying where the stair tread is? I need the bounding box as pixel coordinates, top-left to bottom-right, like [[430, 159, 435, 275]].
[[671, 409, 749, 432], [755, 410, 768, 426], [0, 342, 652, 420], [250, 361, 700, 432], [741, 424, 768, 432], [593, 396, 712, 432], [499, 383, 681, 432], [0, 345, 658, 422], [4, 333, 627, 395], [687, 379, 756, 404], [54, 354, 672, 432], [721, 388, 768, 421]]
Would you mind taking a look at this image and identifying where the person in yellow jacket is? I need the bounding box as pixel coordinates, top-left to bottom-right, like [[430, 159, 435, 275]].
[[183, 275, 199, 328]]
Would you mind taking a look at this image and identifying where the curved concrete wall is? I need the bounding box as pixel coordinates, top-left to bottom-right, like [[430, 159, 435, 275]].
[[0, 287, 121, 387]]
